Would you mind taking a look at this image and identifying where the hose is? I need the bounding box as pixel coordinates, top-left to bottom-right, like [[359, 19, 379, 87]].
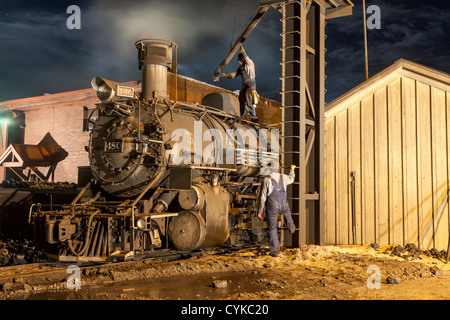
[[67, 210, 98, 257]]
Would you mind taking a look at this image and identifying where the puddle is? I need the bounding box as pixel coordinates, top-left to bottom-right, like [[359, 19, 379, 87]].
[[21, 271, 266, 300]]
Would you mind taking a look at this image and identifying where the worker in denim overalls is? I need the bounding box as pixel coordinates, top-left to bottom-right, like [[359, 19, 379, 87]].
[[257, 162, 296, 257]]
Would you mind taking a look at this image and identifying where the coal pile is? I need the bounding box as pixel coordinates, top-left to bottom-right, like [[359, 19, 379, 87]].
[[1, 179, 78, 190], [0, 239, 45, 266], [375, 243, 448, 262]]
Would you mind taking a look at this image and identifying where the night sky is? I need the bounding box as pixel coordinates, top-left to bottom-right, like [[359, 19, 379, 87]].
[[0, 0, 449, 104]]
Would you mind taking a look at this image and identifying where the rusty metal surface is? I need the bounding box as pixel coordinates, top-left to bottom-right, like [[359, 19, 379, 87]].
[[0, 132, 68, 182], [0, 132, 67, 168]]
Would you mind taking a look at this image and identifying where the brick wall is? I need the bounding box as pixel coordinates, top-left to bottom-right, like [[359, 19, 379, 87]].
[[24, 103, 92, 183]]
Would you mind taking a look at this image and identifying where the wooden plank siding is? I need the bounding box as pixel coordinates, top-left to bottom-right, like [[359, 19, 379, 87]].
[[387, 79, 404, 245], [324, 60, 450, 250]]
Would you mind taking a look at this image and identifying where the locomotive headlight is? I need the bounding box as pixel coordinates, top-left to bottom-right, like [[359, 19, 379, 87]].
[[91, 77, 134, 103], [136, 218, 146, 230]]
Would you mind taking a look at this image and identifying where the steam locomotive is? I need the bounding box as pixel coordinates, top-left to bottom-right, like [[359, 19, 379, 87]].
[[30, 39, 280, 261]]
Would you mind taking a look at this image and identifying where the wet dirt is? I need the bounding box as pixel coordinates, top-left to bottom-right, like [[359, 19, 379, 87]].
[[1, 244, 449, 300], [23, 271, 266, 300]]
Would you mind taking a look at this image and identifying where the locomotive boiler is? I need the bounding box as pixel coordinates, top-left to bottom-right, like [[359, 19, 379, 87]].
[[29, 39, 280, 260]]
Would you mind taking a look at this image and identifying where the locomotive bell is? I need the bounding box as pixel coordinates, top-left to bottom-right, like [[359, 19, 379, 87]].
[[135, 39, 177, 101]]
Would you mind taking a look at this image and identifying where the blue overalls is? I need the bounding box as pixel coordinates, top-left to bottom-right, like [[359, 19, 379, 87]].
[[239, 81, 257, 120], [265, 175, 295, 256], [237, 62, 257, 120]]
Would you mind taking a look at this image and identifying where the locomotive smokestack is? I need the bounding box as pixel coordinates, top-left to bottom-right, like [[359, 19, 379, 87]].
[[135, 39, 177, 101]]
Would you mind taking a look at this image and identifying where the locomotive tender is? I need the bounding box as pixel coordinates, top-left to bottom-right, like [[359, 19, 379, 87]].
[[30, 39, 280, 260]]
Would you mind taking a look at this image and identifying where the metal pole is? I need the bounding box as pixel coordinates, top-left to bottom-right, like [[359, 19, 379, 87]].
[[362, 0, 369, 80], [351, 171, 357, 244], [213, 4, 271, 81]]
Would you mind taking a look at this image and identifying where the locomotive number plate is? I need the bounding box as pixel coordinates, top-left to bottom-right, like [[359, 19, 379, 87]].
[[104, 139, 123, 153], [117, 86, 134, 98]]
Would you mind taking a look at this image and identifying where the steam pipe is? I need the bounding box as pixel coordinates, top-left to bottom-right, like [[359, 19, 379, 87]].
[[152, 190, 178, 213]]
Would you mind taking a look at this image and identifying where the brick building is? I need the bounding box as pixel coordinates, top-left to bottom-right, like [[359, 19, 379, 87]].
[[0, 73, 281, 183]]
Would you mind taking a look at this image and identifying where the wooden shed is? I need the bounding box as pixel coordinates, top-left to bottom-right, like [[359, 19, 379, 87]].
[[324, 59, 450, 251]]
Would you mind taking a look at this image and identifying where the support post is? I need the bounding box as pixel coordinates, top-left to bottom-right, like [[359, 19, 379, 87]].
[[281, 0, 326, 246]]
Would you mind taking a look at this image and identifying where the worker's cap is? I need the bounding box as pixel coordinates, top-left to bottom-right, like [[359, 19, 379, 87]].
[[237, 53, 244, 61]]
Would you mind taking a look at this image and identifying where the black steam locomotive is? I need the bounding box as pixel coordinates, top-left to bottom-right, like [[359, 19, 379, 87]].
[[30, 39, 280, 261]]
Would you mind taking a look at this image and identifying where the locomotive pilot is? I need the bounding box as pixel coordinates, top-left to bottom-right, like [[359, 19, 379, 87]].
[[220, 46, 258, 122], [257, 162, 296, 257]]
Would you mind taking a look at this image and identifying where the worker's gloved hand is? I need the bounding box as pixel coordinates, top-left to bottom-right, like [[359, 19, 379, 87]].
[[290, 165, 296, 171]]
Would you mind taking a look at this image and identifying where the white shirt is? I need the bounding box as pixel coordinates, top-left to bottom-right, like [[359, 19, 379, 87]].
[[256, 170, 295, 214]]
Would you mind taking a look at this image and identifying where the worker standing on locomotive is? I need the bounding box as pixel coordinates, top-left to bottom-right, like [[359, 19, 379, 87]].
[[220, 46, 258, 122], [257, 162, 296, 257]]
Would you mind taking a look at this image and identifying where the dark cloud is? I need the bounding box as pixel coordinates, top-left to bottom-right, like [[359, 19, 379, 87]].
[[0, 1, 97, 99], [84, 0, 282, 96], [325, 0, 450, 102], [0, 0, 449, 104]]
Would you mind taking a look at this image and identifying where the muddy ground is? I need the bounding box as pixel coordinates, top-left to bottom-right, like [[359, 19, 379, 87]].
[[0, 243, 449, 302]]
